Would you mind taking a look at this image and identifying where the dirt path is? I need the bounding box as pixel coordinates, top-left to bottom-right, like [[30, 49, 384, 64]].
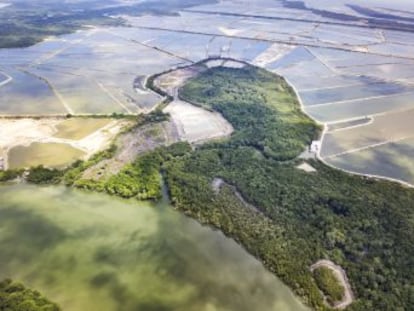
[[310, 260, 354, 309]]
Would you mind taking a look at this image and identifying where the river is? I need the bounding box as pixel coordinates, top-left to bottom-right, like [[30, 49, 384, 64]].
[[0, 184, 308, 311]]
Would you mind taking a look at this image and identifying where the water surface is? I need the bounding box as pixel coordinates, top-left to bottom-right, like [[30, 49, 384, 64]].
[[0, 185, 308, 311], [8, 143, 85, 169]]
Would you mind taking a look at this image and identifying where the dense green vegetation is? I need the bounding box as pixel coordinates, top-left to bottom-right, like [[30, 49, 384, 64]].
[[0, 169, 23, 182], [157, 65, 414, 310], [313, 267, 345, 305], [180, 66, 320, 160], [0, 279, 60, 311], [26, 166, 64, 184], [74, 153, 162, 200], [72, 142, 192, 200]]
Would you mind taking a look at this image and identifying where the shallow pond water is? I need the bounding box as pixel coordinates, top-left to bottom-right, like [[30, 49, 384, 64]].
[[8, 142, 85, 169], [0, 184, 309, 311], [53, 118, 111, 140]]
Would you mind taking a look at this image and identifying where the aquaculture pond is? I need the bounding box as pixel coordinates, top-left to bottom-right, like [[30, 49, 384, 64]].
[[0, 184, 308, 311], [8, 142, 85, 169]]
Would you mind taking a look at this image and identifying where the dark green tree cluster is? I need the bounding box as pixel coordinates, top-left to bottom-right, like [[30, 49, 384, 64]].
[[179, 66, 320, 160], [313, 267, 345, 305], [73, 142, 192, 200], [0, 169, 23, 182], [0, 279, 60, 311], [26, 166, 64, 184], [104, 153, 163, 200]]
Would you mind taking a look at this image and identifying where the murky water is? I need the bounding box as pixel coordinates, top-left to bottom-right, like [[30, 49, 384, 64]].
[[8, 143, 85, 169], [0, 184, 308, 311], [53, 118, 111, 140]]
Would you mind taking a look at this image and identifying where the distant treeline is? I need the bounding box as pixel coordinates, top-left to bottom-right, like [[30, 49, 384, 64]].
[[0, 0, 218, 49]]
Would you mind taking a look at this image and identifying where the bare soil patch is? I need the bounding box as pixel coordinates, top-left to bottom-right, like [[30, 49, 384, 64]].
[[82, 120, 179, 180], [164, 100, 233, 144]]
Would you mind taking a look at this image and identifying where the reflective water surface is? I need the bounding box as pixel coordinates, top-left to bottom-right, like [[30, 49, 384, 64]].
[[0, 185, 308, 311]]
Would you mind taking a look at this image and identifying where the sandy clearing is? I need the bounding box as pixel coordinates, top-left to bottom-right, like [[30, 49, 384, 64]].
[[218, 26, 244, 36], [205, 59, 227, 68], [0, 71, 12, 87], [204, 59, 246, 69], [155, 66, 206, 97], [154, 61, 234, 145], [75, 120, 130, 157], [164, 100, 233, 144], [212, 177, 224, 194], [222, 60, 246, 68], [310, 260, 354, 310], [253, 43, 295, 67], [296, 162, 317, 173], [0, 118, 127, 169]]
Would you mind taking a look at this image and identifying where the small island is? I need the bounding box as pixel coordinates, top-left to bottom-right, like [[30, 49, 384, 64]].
[[311, 260, 354, 309]]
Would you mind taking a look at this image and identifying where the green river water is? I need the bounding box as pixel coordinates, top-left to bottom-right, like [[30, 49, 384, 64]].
[[0, 184, 308, 311]]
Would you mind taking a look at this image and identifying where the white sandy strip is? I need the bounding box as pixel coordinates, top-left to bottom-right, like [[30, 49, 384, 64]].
[[296, 162, 317, 173], [75, 120, 127, 157], [253, 43, 294, 67], [218, 26, 243, 37], [311, 260, 354, 310], [0, 71, 12, 87]]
